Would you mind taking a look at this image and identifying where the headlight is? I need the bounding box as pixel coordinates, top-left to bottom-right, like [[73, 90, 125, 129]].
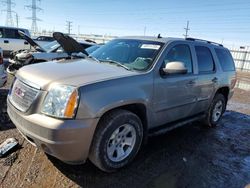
[[41, 85, 79, 118]]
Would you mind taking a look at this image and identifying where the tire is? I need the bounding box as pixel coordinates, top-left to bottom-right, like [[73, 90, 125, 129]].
[[89, 109, 143, 172], [203, 93, 226, 127]]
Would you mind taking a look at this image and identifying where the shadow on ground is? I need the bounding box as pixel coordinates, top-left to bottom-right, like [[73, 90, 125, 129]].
[[48, 111, 250, 188], [0, 89, 12, 130]]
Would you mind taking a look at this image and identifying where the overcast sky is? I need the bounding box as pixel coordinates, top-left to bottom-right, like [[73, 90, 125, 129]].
[[0, 0, 250, 47]]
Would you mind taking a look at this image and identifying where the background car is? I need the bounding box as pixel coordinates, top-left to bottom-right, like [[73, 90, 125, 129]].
[[33, 35, 55, 47], [7, 31, 97, 75], [0, 48, 7, 87]]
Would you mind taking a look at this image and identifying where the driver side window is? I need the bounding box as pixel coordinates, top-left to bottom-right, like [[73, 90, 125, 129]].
[[164, 44, 193, 73]]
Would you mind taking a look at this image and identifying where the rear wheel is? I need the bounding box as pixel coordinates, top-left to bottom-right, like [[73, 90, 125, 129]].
[[89, 109, 143, 172], [203, 93, 226, 127]]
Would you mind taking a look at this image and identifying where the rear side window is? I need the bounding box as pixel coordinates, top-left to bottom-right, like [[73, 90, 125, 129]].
[[195, 46, 215, 73], [215, 48, 235, 71], [164, 44, 193, 73], [3, 29, 22, 39]]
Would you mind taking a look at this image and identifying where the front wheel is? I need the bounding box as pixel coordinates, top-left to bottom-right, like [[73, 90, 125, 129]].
[[203, 93, 226, 127], [89, 109, 143, 172]]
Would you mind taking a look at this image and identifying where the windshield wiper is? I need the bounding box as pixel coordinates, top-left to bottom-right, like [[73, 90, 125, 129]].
[[99, 59, 131, 70], [88, 55, 100, 63]]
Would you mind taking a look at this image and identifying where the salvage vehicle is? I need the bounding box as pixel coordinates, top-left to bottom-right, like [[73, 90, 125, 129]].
[[0, 26, 31, 57], [7, 36, 236, 172], [0, 48, 7, 87], [7, 31, 96, 75], [34, 36, 55, 42]]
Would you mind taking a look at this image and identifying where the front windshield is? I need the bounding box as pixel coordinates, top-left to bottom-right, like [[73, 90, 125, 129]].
[[42, 41, 60, 52], [91, 39, 164, 71]]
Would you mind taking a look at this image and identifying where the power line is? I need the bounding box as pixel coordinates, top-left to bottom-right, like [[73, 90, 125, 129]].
[[183, 21, 190, 39], [25, 0, 43, 35], [1, 0, 16, 27], [66, 21, 72, 35]]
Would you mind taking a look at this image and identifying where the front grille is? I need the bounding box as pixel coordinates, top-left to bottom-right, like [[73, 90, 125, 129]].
[[9, 79, 40, 112]]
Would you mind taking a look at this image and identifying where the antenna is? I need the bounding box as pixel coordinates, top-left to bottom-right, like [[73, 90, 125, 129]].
[[25, 0, 43, 35], [183, 21, 190, 39], [1, 0, 16, 27]]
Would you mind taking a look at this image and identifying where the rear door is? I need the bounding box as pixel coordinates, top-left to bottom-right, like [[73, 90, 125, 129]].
[[153, 42, 199, 127], [193, 45, 217, 113]]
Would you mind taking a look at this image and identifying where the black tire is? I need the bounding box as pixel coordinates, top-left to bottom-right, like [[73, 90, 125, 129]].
[[203, 93, 226, 127], [89, 109, 143, 172]]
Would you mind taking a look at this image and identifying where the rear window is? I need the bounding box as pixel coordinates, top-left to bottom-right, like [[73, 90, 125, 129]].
[[215, 48, 235, 71], [195, 46, 215, 73]]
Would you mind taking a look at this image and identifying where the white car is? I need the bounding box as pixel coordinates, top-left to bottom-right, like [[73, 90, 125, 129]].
[[0, 26, 31, 57], [0, 48, 7, 87]]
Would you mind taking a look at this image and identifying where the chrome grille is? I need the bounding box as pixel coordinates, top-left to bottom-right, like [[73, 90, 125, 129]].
[[9, 79, 40, 112]]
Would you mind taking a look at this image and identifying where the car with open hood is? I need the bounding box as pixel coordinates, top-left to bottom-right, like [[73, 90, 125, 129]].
[[7, 31, 96, 75]]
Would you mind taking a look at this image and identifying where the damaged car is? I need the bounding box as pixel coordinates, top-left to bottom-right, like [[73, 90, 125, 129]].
[[7, 31, 96, 75]]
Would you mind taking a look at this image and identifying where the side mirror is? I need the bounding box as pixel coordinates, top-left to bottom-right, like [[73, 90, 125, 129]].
[[162, 61, 187, 75]]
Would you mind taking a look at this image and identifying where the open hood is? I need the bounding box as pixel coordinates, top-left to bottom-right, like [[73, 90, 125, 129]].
[[53, 32, 88, 55], [18, 30, 46, 52]]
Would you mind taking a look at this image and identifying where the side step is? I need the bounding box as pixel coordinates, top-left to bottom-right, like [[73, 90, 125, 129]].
[[148, 114, 206, 137]]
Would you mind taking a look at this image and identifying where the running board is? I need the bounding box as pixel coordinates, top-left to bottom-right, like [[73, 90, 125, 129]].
[[149, 114, 206, 137]]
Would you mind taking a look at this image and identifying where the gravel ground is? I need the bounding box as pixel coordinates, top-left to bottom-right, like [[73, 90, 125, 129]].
[[0, 71, 250, 188]]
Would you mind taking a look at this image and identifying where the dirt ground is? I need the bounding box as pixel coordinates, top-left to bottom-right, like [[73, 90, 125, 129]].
[[0, 71, 250, 188]]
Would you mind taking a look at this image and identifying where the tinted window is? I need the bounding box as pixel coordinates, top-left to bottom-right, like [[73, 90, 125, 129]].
[[3, 29, 22, 39], [164, 44, 193, 73], [195, 46, 215, 73], [215, 48, 235, 71]]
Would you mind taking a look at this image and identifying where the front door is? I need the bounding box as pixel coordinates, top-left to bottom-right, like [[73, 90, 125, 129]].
[[153, 43, 199, 127]]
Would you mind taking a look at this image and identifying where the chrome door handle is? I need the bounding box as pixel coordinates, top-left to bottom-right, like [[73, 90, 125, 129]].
[[212, 77, 218, 83], [187, 80, 196, 86]]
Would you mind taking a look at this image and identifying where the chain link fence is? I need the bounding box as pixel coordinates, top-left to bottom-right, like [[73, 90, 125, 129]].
[[230, 47, 250, 72]]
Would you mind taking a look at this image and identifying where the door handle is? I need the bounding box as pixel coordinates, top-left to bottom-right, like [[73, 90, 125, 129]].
[[4, 40, 9, 44], [24, 41, 29, 45], [212, 77, 218, 83], [186, 80, 196, 86]]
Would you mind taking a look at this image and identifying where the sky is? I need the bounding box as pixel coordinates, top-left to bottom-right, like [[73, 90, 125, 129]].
[[0, 0, 250, 47]]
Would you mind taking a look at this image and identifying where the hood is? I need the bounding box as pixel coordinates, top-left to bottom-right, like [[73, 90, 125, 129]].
[[17, 59, 138, 90], [18, 30, 46, 52], [53, 32, 88, 55]]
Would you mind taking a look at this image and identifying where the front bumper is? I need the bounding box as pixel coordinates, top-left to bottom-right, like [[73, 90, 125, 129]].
[[7, 98, 99, 164]]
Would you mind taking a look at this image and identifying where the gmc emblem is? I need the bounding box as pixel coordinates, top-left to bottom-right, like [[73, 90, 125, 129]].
[[14, 86, 26, 99]]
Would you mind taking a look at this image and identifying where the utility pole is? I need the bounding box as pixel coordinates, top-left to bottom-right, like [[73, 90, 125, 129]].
[[183, 21, 190, 39], [66, 21, 72, 35], [15, 13, 18, 27], [143, 26, 147, 36], [25, 0, 43, 35], [78, 25, 80, 36], [1, 0, 16, 27]]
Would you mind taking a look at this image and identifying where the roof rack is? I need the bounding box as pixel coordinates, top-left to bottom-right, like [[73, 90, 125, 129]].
[[186, 38, 223, 47]]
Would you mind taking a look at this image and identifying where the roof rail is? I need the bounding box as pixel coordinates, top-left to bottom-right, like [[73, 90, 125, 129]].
[[186, 37, 223, 47]]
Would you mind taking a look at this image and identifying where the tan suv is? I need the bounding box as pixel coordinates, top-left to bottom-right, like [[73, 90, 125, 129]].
[[7, 37, 236, 172]]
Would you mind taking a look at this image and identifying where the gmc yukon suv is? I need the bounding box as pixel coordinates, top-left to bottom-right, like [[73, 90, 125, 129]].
[[7, 36, 236, 172]]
